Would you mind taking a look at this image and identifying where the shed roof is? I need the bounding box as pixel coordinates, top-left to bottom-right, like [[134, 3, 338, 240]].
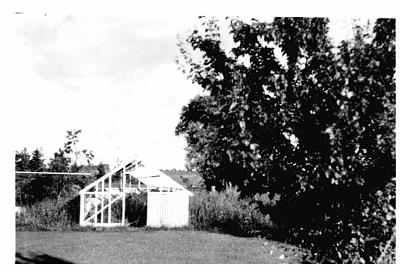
[[126, 166, 193, 196]]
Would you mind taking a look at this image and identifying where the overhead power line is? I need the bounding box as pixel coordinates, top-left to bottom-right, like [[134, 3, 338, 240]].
[[15, 171, 92, 176]]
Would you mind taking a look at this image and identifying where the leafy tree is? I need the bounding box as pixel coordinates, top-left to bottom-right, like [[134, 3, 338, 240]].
[[176, 17, 395, 263], [47, 148, 71, 199], [15, 130, 96, 205], [15, 148, 31, 205], [63, 130, 95, 190], [28, 149, 46, 172], [15, 148, 48, 205], [47, 130, 94, 199], [96, 162, 107, 179], [27, 149, 48, 203], [63, 129, 94, 166], [48, 148, 70, 173], [15, 148, 30, 171]]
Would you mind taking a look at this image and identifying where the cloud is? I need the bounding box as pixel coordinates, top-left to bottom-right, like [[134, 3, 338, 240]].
[[14, 16, 201, 169], [17, 16, 188, 89]]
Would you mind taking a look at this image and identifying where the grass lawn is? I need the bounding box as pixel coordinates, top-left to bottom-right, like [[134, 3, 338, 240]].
[[16, 229, 304, 263]]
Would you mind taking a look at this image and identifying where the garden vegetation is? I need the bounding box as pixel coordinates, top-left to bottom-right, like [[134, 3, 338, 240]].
[[175, 17, 395, 263], [16, 17, 395, 264]]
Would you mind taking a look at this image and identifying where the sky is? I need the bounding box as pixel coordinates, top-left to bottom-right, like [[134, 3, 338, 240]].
[[14, 15, 205, 169], [13, 13, 371, 170]]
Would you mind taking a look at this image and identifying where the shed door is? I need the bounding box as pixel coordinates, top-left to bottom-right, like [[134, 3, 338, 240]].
[[146, 192, 189, 227]]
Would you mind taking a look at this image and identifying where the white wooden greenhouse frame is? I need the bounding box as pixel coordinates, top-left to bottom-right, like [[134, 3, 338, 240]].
[[79, 159, 193, 228]]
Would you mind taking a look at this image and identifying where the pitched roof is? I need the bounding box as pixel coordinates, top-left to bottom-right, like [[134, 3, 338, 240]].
[[126, 166, 193, 196]]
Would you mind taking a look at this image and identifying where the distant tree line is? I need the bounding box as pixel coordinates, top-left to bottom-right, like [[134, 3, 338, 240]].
[[15, 130, 107, 206]]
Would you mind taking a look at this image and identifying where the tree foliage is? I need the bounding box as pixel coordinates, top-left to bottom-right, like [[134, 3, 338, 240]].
[[96, 162, 107, 179], [15, 148, 31, 172], [15, 130, 95, 206], [176, 17, 395, 263], [15, 148, 47, 205]]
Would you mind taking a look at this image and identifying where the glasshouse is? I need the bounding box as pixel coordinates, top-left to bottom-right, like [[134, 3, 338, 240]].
[[79, 159, 193, 228]]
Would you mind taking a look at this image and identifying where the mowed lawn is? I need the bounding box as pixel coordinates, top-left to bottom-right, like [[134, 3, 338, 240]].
[[16, 230, 303, 263]]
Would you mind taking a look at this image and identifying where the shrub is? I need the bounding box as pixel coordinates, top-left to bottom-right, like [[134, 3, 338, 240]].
[[324, 181, 395, 264], [111, 192, 147, 226], [16, 192, 149, 231], [16, 198, 79, 231], [176, 17, 395, 263], [189, 185, 274, 236], [125, 192, 147, 226]]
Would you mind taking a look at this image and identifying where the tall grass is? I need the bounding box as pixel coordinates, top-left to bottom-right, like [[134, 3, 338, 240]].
[[189, 185, 274, 236], [16, 197, 80, 231], [16, 193, 148, 231], [17, 186, 274, 236]]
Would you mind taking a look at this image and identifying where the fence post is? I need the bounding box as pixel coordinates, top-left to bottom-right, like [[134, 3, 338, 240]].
[[108, 175, 112, 224], [101, 179, 105, 224], [94, 182, 98, 224], [79, 193, 84, 226], [122, 167, 126, 226]]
